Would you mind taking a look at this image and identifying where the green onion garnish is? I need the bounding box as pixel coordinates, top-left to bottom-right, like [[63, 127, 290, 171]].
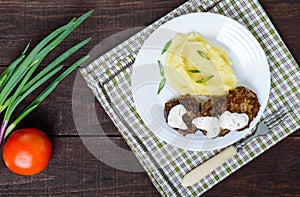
[[197, 50, 211, 60], [157, 78, 166, 95], [161, 39, 172, 55], [0, 10, 94, 145], [187, 69, 201, 73], [157, 60, 164, 77], [195, 75, 214, 84]]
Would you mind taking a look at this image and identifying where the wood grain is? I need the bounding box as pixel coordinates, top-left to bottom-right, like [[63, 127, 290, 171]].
[[0, 0, 186, 66], [0, 0, 299, 196], [260, 0, 300, 60], [0, 137, 298, 196]]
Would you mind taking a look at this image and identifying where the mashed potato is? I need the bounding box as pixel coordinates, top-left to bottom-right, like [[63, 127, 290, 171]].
[[165, 32, 237, 96]]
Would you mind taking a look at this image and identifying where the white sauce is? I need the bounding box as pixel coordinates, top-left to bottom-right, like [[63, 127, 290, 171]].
[[167, 105, 249, 138], [191, 111, 249, 138], [167, 104, 188, 130], [192, 117, 220, 138], [220, 111, 249, 130]]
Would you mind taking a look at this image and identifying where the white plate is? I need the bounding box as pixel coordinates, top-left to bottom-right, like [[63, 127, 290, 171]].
[[131, 13, 270, 151]]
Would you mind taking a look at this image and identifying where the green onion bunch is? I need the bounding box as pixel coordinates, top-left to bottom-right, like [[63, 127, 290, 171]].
[[0, 10, 94, 146]]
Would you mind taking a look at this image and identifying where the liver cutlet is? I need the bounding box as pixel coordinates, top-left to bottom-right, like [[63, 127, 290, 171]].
[[164, 95, 201, 135], [164, 86, 260, 137]]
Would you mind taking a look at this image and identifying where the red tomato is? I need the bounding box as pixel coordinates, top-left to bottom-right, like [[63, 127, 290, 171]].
[[2, 128, 52, 175]]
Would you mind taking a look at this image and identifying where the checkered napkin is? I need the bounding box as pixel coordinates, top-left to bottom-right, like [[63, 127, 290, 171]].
[[81, 0, 300, 196]]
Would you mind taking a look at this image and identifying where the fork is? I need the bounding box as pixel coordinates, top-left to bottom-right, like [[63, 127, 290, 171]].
[[181, 108, 290, 187]]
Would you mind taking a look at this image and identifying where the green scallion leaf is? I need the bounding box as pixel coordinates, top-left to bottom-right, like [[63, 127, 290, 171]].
[[0, 10, 94, 145], [195, 75, 214, 84], [22, 38, 91, 95], [197, 50, 211, 60], [187, 69, 201, 73], [157, 77, 166, 95], [0, 43, 29, 90], [0, 54, 26, 92], [3, 65, 64, 121], [5, 55, 90, 138], [161, 39, 172, 55], [157, 60, 164, 77], [0, 23, 70, 107]]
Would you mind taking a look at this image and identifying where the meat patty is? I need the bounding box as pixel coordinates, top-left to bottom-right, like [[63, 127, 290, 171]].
[[201, 96, 230, 137], [201, 96, 227, 117], [164, 95, 201, 135], [226, 86, 260, 131], [164, 86, 260, 137], [201, 86, 260, 136]]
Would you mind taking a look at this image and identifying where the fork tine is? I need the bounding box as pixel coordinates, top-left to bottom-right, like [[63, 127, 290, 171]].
[[265, 109, 290, 129], [263, 108, 284, 122], [267, 113, 289, 128]]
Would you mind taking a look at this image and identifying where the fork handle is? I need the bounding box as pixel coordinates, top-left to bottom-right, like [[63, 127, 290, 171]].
[[181, 146, 237, 187]]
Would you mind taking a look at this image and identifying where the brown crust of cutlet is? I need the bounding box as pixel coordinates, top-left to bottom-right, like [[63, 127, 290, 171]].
[[201, 96, 227, 117], [201, 96, 229, 136], [226, 86, 260, 131], [164, 95, 201, 135], [164, 86, 260, 137], [201, 86, 260, 136]]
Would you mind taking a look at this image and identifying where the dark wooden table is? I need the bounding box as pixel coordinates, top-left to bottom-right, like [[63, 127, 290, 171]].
[[0, 0, 299, 196]]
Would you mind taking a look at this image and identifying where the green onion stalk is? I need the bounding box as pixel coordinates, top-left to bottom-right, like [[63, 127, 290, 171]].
[[0, 10, 94, 146]]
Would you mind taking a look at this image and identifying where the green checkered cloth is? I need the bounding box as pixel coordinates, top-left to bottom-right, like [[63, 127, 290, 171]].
[[81, 0, 300, 196]]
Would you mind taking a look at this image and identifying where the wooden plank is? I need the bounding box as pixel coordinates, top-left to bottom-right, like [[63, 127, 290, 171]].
[[0, 0, 187, 66], [1, 0, 299, 66], [260, 0, 300, 58], [0, 66, 117, 136], [0, 137, 159, 196], [0, 0, 299, 196], [0, 136, 298, 196]]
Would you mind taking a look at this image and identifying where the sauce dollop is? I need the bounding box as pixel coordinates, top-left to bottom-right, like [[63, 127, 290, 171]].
[[192, 111, 249, 138], [167, 104, 188, 130], [192, 117, 220, 138], [220, 111, 249, 130]]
